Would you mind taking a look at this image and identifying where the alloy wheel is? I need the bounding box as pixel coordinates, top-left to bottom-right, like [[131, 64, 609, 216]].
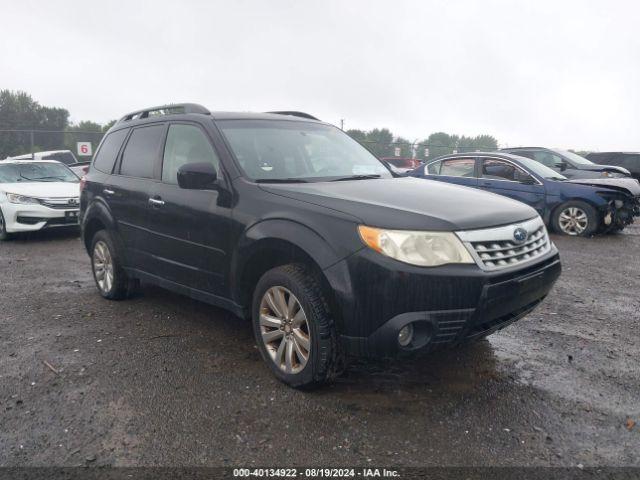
[[93, 240, 114, 293], [259, 286, 311, 374], [558, 207, 588, 235]]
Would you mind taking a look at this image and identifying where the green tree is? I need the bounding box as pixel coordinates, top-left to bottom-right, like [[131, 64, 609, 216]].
[[64, 121, 105, 160], [0, 90, 69, 158], [364, 128, 394, 157], [392, 136, 413, 157], [346, 128, 366, 144]]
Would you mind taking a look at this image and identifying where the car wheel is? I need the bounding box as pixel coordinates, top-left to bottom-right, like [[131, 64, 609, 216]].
[[90, 230, 134, 299], [0, 207, 13, 241], [552, 201, 597, 237], [252, 264, 339, 388]]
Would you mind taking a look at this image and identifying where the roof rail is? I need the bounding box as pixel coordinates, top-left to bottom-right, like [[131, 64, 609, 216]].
[[266, 111, 320, 121], [117, 103, 210, 123]]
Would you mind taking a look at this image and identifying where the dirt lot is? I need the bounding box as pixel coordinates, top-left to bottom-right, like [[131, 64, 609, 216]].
[[0, 226, 638, 467]]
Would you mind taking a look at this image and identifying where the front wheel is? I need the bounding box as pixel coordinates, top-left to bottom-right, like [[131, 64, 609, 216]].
[[252, 264, 339, 388], [0, 207, 13, 241], [552, 201, 598, 237]]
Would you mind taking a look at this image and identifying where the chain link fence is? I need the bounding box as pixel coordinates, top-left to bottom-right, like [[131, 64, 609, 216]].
[[357, 141, 500, 162], [0, 129, 105, 162]]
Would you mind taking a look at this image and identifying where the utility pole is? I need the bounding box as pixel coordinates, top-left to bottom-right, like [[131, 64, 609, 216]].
[[30, 130, 34, 159], [340, 119, 344, 130]]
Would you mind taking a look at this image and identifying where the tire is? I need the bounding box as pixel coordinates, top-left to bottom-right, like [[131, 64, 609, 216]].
[[551, 201, 598, 237], [252, 264, 339, 388], [90, 230, 134, 300], [0, 207, 13, 241]]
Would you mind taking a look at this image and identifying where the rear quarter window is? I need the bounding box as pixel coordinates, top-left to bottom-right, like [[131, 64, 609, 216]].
[[93, 129, 129, 174]]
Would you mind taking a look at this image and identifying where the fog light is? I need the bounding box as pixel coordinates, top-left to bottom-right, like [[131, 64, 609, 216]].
[[398, 324, 414, 347]]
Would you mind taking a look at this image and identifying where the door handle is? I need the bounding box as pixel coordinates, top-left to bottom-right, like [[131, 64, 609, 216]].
[[103, 189, 115, 196], [148, 197, 165, 207]]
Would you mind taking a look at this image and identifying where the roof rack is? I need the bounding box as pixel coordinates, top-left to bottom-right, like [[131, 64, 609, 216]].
[[266, 111, 320, 121], [117, 103, 210, 123]]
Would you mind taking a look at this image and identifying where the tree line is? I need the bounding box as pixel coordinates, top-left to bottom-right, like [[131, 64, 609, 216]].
[[346, 128, 499, 160], [0, 90, 115, 159], [1, 89, 499, 162]]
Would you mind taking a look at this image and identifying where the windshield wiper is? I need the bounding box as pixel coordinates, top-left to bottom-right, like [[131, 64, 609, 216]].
[[19, 173, 46, 182], [330, 174, 382, 182], [255, 178, 309, 183]]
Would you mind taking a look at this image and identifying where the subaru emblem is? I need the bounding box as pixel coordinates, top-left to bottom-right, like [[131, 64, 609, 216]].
[[513, 227, 528, 244]]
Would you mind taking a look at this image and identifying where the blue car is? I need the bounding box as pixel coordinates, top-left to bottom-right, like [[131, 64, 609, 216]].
[[410, 152, 640, 236]]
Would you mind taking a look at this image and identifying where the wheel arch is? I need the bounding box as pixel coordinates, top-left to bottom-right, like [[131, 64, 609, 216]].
[[231, 220, 343, 325], [81, 199, 119, 254]]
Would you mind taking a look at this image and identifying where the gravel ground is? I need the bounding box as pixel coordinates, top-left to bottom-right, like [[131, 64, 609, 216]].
[[0, 226, 638, 467]]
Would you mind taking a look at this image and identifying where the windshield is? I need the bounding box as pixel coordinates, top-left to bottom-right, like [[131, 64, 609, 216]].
[[555, 149, 593, 166], [0, 162, 79, 183], [218, 120, 392, 181], [513, 156, 567, 180]]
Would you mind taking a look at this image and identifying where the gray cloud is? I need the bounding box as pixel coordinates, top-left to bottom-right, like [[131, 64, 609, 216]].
[[2, 0, 638, 150]]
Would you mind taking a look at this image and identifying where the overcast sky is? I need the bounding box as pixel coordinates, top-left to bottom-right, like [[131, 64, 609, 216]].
[[2, 0, 639, 151]]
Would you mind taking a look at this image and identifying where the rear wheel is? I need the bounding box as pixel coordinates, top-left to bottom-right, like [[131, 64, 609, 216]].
[[90, 230, 135, 299], [252, 264, 339, 388], [0, 207, 13, 241], [552, 201, 597, 237]]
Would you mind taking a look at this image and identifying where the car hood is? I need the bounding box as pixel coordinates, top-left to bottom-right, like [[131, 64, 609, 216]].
[[566, 178, 640, 196], [259, 177, 538, 231], [1, 182, 80, 198], [574, 164, 631, 175]]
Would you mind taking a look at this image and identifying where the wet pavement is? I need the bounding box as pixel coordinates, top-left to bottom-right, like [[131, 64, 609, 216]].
[[0, 226, 638, 467]]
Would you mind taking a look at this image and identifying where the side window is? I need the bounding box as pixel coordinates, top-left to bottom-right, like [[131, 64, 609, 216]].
[[93, 129, 129, 173], [162, 124, 219, 184], [120, 125, 165, 178], [532, 151, 562, 168], [482, 159, 532, 182], [439, 158, 475, 177], [426, 161, 441, 174]]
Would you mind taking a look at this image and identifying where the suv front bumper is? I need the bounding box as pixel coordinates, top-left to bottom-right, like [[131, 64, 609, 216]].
[[325, 247, 561, 357]]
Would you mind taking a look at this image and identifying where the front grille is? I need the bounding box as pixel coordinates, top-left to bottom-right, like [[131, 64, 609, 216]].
[[456, 217, 551, 271], [38, 197, 79, 209]]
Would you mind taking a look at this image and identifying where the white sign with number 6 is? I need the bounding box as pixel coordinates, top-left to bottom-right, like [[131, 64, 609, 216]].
[[77, 142, 92, 157]]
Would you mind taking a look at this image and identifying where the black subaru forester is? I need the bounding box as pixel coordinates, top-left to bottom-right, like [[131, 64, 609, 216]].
[[80, 104, 561, 388]]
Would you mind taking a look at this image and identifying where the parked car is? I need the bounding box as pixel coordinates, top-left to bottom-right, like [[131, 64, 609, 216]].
[[410, 152, 640, 236], [501, 147, 631, 179], [379, 157, 422, 175], [7, 150, 90, 177], [0, 160, 81, 240], [81, 103, 561, 388], [586, 152, 640, 181]]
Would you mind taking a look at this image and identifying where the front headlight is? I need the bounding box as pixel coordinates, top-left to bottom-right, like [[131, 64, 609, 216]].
[[6, 193, 40, 204], [358, 225, 474, 267]]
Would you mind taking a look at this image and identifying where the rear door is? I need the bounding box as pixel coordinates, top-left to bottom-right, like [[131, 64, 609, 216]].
[[107, 123, 166, 272], [422, 157, 479, 188], [144, 122, 230, 296], [478, 157, 546, 215]]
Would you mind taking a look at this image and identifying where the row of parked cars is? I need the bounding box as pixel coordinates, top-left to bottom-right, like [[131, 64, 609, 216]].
[[1, 104, 638, 387]]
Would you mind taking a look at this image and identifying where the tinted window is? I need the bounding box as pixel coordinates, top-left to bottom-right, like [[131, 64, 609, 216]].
[[439, 158, 475, 177], [93, 129, 129, 173], [120, 125, 165, 178], [482, 159, 533, 182], [162, 124, 219, 184]]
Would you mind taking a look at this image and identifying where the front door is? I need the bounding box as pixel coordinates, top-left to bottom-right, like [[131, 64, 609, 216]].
[[478, 157, 546, 216], [145, 123, 230, 296]]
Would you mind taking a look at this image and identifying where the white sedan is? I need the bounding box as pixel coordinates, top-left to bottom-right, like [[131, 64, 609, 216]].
[[0, 160, 81, 240]]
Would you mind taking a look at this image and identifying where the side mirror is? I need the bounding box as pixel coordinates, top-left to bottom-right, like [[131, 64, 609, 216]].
[[177, 162, 218, 190], [555, 161, 568, 171]]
